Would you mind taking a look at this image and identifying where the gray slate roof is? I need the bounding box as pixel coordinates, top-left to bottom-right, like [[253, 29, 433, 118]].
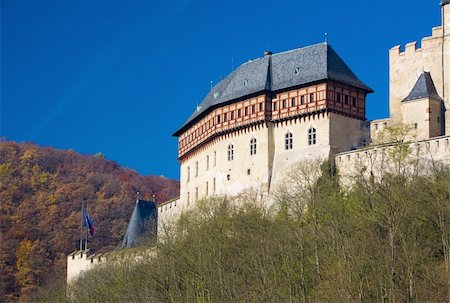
[[174, 43, 373, 136], [442, 0, 450, 6], [402, 72, 443, 102]]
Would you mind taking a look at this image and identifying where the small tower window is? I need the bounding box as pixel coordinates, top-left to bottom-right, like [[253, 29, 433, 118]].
[[238, 109, 242, 118], [250, 137, 257, 155], [214, 151, 217, 166], [223, 113, 227, 122], [187, 166, 190, 182], [308, 128, 317, 145], [195, 161, 198, 177], [245, 107, 249, 115], [352, 97, 356, 106], [285, 132, 293, 150], [206, 155, 209, 170], [282, 99, 286, 109], [227, 144, 234, 161], [195, 187, 198, 202], [213, 178, 216, 192], [336, 93, 341, 103], [230, 111, 234, 120], [217, 115, 221, 123], [259, 103, 263, 111], [252, 105, 256, 113], [273, 102, 278, 111], [291, 98, 296, 107], [310, 94, 314, 103], [300, 96, 305, 105]]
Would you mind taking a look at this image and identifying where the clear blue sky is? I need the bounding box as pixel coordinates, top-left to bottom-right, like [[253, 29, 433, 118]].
[[0, 0, 443, 180]]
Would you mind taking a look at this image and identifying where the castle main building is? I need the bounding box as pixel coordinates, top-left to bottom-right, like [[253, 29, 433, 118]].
[[173, 43, 373, 207]]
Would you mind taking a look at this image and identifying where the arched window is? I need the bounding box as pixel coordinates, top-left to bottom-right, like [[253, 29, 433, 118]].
[[308, 128, 317, 145], [227, 144, 234, 161], [285, 132, 293, 150], [250, 138, 257, 155]]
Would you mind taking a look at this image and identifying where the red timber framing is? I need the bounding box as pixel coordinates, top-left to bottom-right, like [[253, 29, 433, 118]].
[[178, 81, 368, 160]]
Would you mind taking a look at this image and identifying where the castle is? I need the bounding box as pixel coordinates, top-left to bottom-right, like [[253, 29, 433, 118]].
[[67, 1, 450, 284]]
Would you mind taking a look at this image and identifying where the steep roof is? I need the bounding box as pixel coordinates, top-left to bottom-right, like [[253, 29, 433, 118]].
[[174, 43, 373, 136], [402, 72, 443, 102]]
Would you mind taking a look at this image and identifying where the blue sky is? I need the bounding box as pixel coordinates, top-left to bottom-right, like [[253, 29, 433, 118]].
[[1, 0, 443, 180]]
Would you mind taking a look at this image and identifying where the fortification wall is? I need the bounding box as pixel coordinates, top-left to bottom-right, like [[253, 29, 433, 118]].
[[336, 135, 450, 187], [67, 250, 108, 284]]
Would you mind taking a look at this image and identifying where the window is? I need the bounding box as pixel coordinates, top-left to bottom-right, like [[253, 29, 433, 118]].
[[250, 137, 257, 155], [414, 123, 418, 129], [344, 95, 349, 105], [187, 192, 190, 206], [247, 169, 251, 175], [375, 123, 378, 131], [206, 155, 209, 170], [213, 177, 216, 192], [223, 113, 227, 122], [231, 111, 234, 120], [245, 107, 248, 115], [227, 174, 231, 181], [291, 98, 296, 107], [282, 99, 286, 109], [252, 105, 256, 114], [227, 144, 234, 161], [308, 128, 317, 145], [187, 166, 190, 182], [352, 97, 356, 106], [259, 103, 263, 111], [195, 161, 198, 177], [336, 93, 341, 103], [300, 95, 305, 105], [195, 187, 198, 201], [214, 151, 217, 166], [310, 93, 314, 103], [217, 115, 221, 123], [273, 102, 277, 111], [285, 132, 293, 150], [238, 109, 242, 118]]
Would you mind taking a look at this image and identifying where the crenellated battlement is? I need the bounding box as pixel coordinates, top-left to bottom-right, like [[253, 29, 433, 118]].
[[390, 26, 444, 57]]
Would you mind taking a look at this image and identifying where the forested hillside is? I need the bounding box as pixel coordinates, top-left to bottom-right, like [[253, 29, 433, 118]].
[[0, 141, 179, 302], [57, 161, 450, 303]]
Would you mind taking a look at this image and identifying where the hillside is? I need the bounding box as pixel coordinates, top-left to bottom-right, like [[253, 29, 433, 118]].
[[0, 141, 179, 302]]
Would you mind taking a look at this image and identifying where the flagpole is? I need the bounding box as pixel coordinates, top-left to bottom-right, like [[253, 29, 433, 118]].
[[85, 201, 88, 251], [80, 201, 83, 251]]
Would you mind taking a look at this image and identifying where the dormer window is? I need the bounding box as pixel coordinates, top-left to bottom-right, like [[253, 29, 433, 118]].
[[294, 66, 300, 74], [244, 79, 249, 86]]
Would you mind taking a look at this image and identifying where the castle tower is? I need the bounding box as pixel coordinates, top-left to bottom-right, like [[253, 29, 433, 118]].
[[389, 1, 449, 137], [443, 0, 450, 134]]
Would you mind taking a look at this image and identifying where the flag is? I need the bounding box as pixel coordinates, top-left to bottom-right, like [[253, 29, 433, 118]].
[[82, 206, 95, 238]]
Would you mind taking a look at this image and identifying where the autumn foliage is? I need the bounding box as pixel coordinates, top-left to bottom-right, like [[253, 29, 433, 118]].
[[0, 141, 179, 302]]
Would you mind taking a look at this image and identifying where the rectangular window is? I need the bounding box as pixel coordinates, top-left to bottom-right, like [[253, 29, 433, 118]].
[[187, 166, 190, 182], [259, 103, 263, 111], [273, 102, 278, 110], [238, 109, 241, 117], [217, 115, 221, 123], [230, 111, 234, 120], [291, 98, 296, 107], [223, 113, 227, 122], [213, 177, 216, 192], [195, 161, 198, 177], [214, 151, 216, 166], [187, 192, 190, 205], [195, 187, 198, 201], [352, 97, 356, 106], [282, 99, 286, 109], [310, 93, 314, 103], [245, 107, 248, 115], [344, 95, 349, 105], [336, 93, 341, 103], [206, 155, 209, 170], [300, 96, 305, 105]]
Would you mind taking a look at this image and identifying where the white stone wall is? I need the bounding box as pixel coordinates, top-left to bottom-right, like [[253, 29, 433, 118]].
[[66, 250, 106, 284], [336, 135, 450, 187]]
